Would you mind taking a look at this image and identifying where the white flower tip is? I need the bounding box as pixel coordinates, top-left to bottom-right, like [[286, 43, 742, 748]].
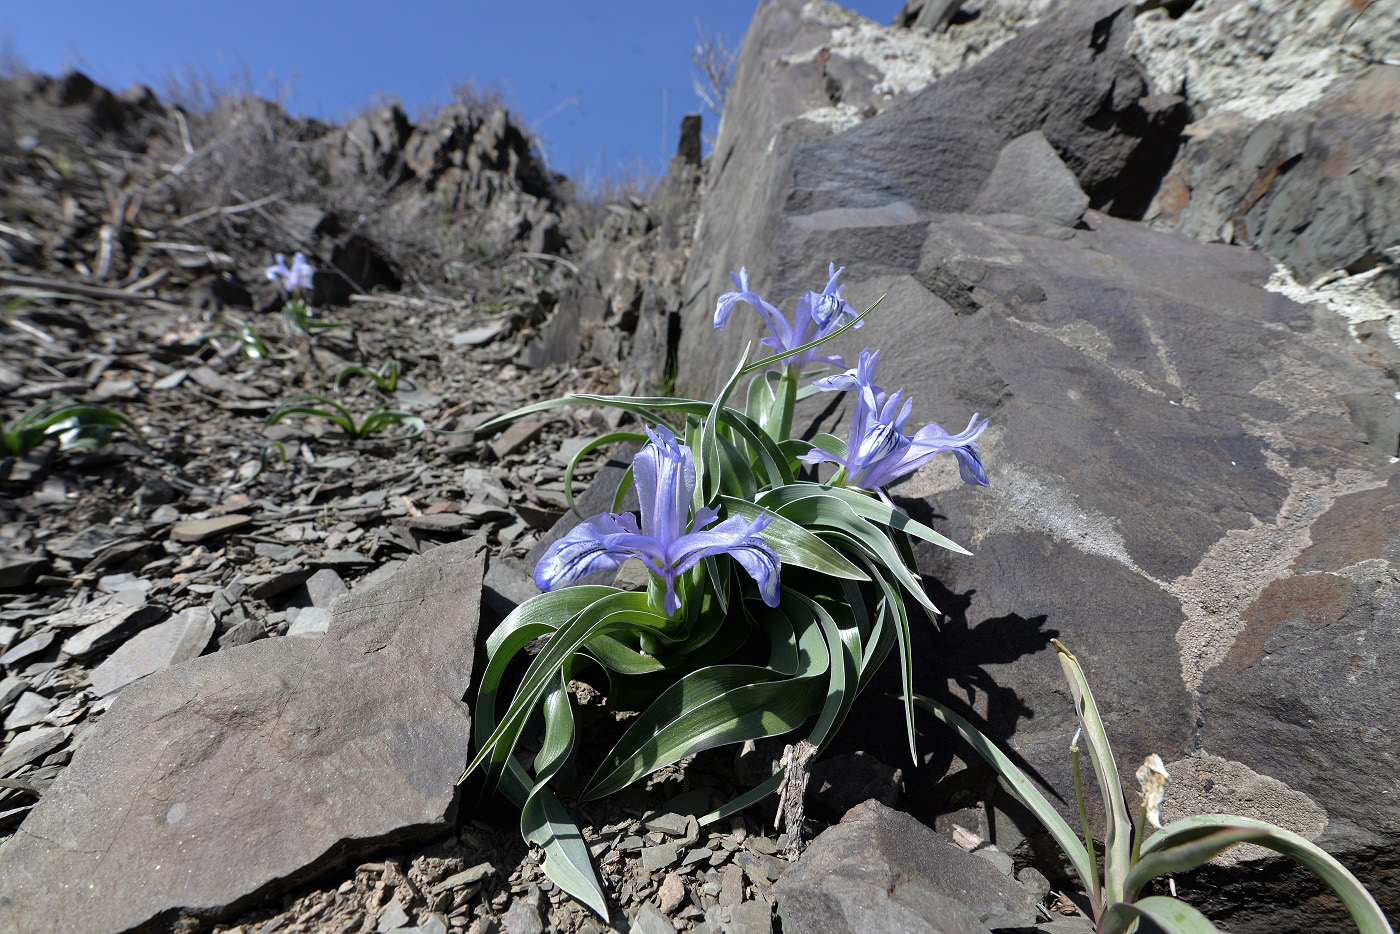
[[1136, 753, 1170, 829]]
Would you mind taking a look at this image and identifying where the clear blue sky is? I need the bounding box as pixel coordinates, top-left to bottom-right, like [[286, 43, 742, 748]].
[[3, 1, 894, 189]]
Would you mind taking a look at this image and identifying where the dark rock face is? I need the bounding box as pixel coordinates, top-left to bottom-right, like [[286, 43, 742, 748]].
[[640, 2, 1400, 927], [0, 538, 487, 933], [523, 126, 703, 390], [1149, 67, 1400, 281], [774, 800, 1038, 934]]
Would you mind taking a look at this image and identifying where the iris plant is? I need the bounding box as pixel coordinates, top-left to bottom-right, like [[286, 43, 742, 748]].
[[463, 261, 991, 921], [714, 263, 862, 438], [536, 424, 780, 616], [265, 252, 314, 293], [804, 348, 989, 503]]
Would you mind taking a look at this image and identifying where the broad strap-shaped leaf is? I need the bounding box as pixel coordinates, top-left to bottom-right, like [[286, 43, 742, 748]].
[[1138, 815, 1393, 934], [1053, 640, 1133, 905], [562, 430, 645, 517], [719, 495, 867, 581], [760, 482, 970, 555], [583, 666, 820, 800], [911, 694, 1099, 899], [1100, 896, 1220, 934], [766, 492, 940, 618], [499, 758, 610, 921]]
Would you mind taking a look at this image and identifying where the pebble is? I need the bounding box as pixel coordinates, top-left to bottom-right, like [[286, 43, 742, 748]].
[[170, 514, 252, 544]]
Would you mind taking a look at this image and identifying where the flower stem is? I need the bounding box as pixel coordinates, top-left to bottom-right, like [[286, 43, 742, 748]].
[[1072, 738, 1102, 909], [775, 364, 799, 443]]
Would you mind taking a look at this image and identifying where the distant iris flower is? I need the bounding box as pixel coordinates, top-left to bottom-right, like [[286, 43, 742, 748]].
[[535, 424, 781, 616], [713, 263, 861, 370], [803, 348, 990, 503], [266, 252, 314, 293]]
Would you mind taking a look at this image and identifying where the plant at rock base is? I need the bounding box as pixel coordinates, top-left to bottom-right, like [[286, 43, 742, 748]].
[[330, 359, 402, 393], [264, 393, 423, 443], [913, 642, 1393, 934], [461, 263, 993, 919], [1, 397, 140, 456], [265, 252, 349, 335]]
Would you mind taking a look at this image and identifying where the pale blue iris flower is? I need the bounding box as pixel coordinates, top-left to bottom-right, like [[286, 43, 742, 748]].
[[803, 348, 990, 504], [713, 263, 862, 370], [265, 252, 315, 293], [535, 425, 781, 616]]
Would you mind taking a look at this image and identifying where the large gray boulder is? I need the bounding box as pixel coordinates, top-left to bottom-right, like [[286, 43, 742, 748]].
[[658, 2, 1398, 928], [775, 799, 1038, 934], [0, 537, 487, 933]]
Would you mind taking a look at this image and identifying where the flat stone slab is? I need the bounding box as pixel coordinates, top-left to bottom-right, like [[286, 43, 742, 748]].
[[0, 536, 487, 933], [89, 607, 215, 696]]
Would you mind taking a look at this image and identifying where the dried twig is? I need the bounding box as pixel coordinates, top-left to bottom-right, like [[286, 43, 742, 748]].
[[774, 740, 818, 859], [0, 272, 182, 312]]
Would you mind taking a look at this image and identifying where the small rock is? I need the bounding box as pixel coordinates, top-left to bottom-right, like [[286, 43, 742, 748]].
[[973, 847, 1016, 878], [286, 607, 332, 638], [89, 607, 215, 696], [377, 900, 410, 932], [4, 692, 54, 731], [630, 901, 673, 934], [729, 899, 774, 934], [148, 504, 180, 525], [0, 726, 66, 775], [489, 418, 547, 460], [218, 617, 263, 649], [60, 602, 165, 658], [451, 321, 508, 348], [170, 514, 252, 544], [0, 555, 47, 590], [657, 871, 686, 914], [415, 915, 449, 934], [394, 513, 475, 533], [641, 841, 681, 873], [302, 568, 348, 608], [645, 812, 693, 837], [461, 467, 510, 506], [244, 568, 311, 601], [502, 889, 545, 934], [1016, 866, 1052, 903], [0, 631, 55, 666], [432, 862, 496, 894], [0, 676, 27, 708]]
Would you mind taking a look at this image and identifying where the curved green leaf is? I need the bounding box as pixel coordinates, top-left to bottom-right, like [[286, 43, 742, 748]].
[[760, 482, 970, 555], [563, 431, 645, 517], [1054, 640, 1133, 904], [911, 694, 1098, 899], [1139, 816, 1392, 934], [719, 496, 867, 581], [1101, 896, 1219, 934]]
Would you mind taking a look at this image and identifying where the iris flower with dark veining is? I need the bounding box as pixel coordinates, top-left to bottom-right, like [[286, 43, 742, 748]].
[[535, 424, 780, 616], [803, 347, 989, 503]]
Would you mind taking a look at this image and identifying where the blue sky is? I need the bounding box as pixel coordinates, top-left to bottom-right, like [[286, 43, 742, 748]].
[[4, 1, 894, 189]]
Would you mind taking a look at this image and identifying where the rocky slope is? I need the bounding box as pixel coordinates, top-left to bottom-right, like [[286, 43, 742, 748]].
[[1, 1, 1398, 932]]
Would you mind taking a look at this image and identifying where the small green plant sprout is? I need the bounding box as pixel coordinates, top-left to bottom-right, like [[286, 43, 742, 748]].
[[190, 316, 275, 361], [460, 263, 993, 918], [330, 359, 401, 393], [1, 397, 140, 457], [913, 641, 1393, 934], [264, 393, 424, 443], [266, 252, 349, 335]]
